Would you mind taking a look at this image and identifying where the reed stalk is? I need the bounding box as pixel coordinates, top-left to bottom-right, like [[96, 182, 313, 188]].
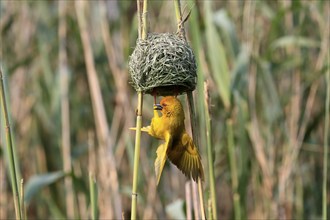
[[173, 0, 186, 40], [204, 83, 217, 220], [197, 177, 206, 220], [59, 1, 75, 218], [0, 69, 22, 219], [185, 181, 192, 219], [136, 0, 142, 39], [131, 1, 147, 219], [131, 91, 143, 220], [76, 1, 121, 217], [20, 179, 27, 220], [173, 0, 206, 218], [141, 0, 148, 40], [187, 92, 205, 220], [207, 199, 212, 220], [323, 63, 329, 220], [89, 173, 98, 220], [227, 119, 241, 220]]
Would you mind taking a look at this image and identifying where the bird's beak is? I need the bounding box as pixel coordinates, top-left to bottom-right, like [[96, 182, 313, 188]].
[[153, 104, 163, 110]]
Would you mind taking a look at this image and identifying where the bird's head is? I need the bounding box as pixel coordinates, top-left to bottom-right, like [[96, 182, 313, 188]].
[[154, 96, 185, 118]]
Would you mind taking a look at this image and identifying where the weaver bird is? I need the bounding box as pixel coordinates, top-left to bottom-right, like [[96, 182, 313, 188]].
[[134, 96, 204, 185]]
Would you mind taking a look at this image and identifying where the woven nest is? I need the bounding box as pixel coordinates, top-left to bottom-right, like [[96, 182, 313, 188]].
[[129, 33, 197, 96]]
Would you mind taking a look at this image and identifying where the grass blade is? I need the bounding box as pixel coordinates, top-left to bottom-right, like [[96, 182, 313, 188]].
[[24, 171, 66, 203], [204, 1, 231, 109]]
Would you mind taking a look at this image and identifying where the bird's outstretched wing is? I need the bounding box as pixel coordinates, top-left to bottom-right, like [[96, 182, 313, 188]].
[[167, 132, 204, 182], [154, 133, 172, 185]]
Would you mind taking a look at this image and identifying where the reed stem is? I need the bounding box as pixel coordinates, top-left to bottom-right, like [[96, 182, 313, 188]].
[[89, 173, 98, 220], [20, 179, 27, 220], [227, 119, 241, 220], [187, 91, 205, 220], [131, 0, 147, 218], [59, 1, 75, 218], [197, 178, 206, 220], [185, 181, 192, 219], [173, 0, 206, 218], [136, 0, 142, 39], [322, 62, 329, 220], [173, 0, 186, 40], [204, 83, 217, 220], [131, 92, 143, 220], [142, 0, 148, 39], [0, 69, 22, 219]]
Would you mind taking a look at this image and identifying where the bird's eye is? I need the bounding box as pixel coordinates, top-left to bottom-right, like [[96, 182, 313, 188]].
[[162, 103, 167, 107]]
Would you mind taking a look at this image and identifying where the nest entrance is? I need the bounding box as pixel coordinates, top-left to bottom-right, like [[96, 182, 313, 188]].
[[129, 33, 197, 96]]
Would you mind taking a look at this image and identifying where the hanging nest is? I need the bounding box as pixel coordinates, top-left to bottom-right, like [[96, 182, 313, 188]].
[[129, 33, 197, 96]]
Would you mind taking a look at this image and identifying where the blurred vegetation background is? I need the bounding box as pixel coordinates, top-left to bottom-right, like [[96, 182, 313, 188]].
[[0, 0, 329, 219]]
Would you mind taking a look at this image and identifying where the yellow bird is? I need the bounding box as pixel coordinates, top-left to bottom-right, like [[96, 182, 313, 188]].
[[136, 96, 204, 185]]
